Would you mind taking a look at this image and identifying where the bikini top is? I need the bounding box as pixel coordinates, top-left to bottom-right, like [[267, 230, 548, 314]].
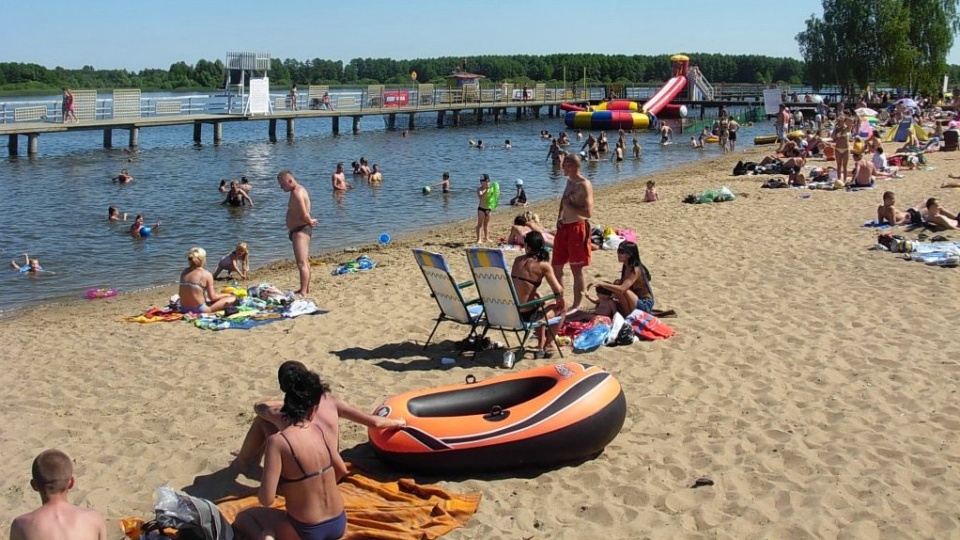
[[277, 425, 335, 486]]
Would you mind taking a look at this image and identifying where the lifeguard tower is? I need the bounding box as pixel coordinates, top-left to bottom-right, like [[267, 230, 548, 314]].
[[224, 51, 272, 114]]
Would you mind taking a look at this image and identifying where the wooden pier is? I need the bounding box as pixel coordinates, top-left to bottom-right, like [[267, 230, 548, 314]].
[[0, 99, 572, 157]]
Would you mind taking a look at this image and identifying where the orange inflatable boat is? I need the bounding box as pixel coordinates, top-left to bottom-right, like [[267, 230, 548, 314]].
[[368, 362, 626, 473]]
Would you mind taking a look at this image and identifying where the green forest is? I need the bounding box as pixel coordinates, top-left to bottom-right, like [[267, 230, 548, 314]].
[[0, 53, 815, 94]]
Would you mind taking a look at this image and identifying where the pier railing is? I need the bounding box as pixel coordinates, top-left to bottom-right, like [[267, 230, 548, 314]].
[[0, 82, 816, 125], [0, 83, 582, 125]]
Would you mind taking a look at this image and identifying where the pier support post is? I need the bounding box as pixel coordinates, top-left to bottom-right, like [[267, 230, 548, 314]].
[[515, 107, 522, 120], [285, 118, 294, 140], [7, 135, 17, 156], [408, 114, 415, 129], [387, 113, 396, 129], [332, 117, 340, 135], [27, 134, 38, 155], [476, 108, 483, 124], [193, 123, 202, 143], [452, 111, 460, 126], [352, 116, 361, 133], [493, 109, 500, 124], [128, 128, 139, 149], [548, 105, 555, 118], [533, 107, 541, 119], [268, 119, 277, 142], [437, 111, 445, 127], [213, 122, 222, 144], [103, 129, 113, 148]]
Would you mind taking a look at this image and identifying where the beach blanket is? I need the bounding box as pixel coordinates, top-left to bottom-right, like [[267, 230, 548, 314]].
[[877, 239, 960, 266], [862, 220, 892, 229], [187, 300, 325, 331], [120, 306, 183, 324], [215, 463, 480, 540], [332, 255, 377, 276]]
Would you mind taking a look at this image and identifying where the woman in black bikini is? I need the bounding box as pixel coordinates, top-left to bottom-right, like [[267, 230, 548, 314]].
[[233, 362, 406, 539], [510, 231, 565, 357], [233, 364, 348, 540]]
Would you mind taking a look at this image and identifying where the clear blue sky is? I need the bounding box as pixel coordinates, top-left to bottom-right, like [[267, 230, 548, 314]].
[[5, 0, 960, 70]]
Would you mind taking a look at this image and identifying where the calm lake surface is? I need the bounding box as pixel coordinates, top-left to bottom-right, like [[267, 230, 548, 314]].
[[0, 93, 768, 313]]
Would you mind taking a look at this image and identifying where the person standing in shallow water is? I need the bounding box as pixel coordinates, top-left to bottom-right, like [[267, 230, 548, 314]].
[[278, 170, 318, 297]]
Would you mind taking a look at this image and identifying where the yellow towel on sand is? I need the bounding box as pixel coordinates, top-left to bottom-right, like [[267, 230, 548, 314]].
[[216, 464, 481, 540]]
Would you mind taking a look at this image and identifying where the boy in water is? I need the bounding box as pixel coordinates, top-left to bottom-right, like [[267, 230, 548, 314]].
[[112, 169, 133, 183], [10, 253, 43, 274], [9, 449, 108, 540], [130, 215, 161, 237], [108, 206, 127, 221]]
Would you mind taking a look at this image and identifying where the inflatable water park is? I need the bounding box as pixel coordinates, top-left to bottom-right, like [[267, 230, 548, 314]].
[[561, 54, 695, 131]]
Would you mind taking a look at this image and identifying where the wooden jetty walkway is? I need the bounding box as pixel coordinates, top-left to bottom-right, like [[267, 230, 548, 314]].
[[0, 84, 577, 156], [0, 81, 785, 156]]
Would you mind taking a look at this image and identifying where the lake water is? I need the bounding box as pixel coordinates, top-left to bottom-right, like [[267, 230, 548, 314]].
[[0, 95, 769, 313]]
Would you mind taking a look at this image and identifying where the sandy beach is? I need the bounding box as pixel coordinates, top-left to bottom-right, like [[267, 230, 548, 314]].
[[3, 142, 960, 539]]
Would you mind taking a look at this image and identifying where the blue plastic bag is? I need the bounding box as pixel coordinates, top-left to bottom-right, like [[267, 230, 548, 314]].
[[573, 323, 611, 352]]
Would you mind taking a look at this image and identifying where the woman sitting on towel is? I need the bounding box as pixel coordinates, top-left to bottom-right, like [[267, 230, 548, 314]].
[[231, 361, 406, 480], [178, 247, 236, 314], [233, 361, 405, 540], [590, 241, 655, 317], [510, 231, 565, 357]]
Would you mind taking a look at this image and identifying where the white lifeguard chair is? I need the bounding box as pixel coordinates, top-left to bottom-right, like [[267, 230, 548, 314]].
[[224, 51, 272, 115]]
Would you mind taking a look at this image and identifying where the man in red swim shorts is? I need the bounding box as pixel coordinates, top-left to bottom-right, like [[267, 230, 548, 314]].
[[552, 154, 594, 312]]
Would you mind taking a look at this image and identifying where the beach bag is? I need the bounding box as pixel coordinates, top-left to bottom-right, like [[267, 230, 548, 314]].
[[146, 487, 233, 540], [602, 234, 625, 251], [573, 323, 611, 352], [732, 160, 748, 176]]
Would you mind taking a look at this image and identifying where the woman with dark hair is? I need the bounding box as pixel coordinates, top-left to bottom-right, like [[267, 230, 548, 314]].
[[591, 241, 655, 317], [510, 231, 565, 358], [233, 361, 405, 540]]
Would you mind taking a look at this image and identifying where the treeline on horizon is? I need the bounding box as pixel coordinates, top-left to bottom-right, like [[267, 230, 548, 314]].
[[6, 52, 960, 95], [0, 53, 844, 93]]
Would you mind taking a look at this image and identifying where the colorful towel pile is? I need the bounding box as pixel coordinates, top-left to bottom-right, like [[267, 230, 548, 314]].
[[332, 255, 377, 275]]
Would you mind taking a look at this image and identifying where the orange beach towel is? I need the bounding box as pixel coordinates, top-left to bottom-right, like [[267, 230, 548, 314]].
[[216, 464, 481, 540]]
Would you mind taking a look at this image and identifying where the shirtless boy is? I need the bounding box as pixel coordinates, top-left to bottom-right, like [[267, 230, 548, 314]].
[[9, 449, 108, 540], [848, 153, 876, 187], [552, 154, 594, 311], [278, 170, 319, 296], [877, 191, 910, 226], [112, 169, 133, 183], [331, 163, 352, 191], [659, 123, 672, 145]]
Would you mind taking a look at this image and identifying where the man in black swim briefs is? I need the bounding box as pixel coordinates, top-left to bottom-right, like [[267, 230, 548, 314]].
[[278, 170, 318, 297]]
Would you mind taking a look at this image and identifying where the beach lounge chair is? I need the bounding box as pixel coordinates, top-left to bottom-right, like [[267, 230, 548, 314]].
[[413, 249, 484, 349], [465, 247, 563, 359]]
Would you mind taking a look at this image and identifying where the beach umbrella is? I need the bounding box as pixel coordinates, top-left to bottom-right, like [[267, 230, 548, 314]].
[[855, 107, 878, 117]]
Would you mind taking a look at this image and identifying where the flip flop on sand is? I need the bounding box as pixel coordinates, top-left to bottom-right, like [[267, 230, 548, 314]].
[[652, 309, 678, 318]]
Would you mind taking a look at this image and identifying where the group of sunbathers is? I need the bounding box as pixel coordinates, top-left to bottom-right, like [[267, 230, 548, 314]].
[[877, 190, 959, 230]]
